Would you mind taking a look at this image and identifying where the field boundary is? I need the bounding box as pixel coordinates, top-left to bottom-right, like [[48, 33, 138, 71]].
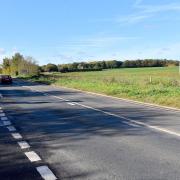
[[52, 84, 180, 112]]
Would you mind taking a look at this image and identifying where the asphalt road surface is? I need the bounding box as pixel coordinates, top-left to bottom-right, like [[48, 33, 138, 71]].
[[0, 79, 180, 180]]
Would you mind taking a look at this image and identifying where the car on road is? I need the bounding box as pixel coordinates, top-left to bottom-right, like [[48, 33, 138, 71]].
[[0, 75, 12, 84]]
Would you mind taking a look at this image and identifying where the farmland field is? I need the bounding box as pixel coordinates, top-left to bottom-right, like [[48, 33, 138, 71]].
[[24, 66, 180, 108]]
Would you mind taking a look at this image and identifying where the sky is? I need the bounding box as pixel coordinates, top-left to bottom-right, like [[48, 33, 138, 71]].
[[0, 0, 180, 65]]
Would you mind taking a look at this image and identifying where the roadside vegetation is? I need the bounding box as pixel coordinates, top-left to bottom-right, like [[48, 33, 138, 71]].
[[22, 66, 180, 109]]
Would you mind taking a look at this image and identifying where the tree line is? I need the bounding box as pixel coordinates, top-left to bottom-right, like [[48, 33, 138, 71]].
[[1, 53, 39, 76], [0, 53, 179, 75], [41, 59, 179, 73]]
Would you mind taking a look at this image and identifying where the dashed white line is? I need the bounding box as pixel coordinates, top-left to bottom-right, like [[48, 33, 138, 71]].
[[11, 133, 22, 139], [7, 126, 16, 131], [3, 120, 11, 126], [1, 117, 8, 121], [25, 151, 41, 162], [18, 141, 30, 149], [36, 166, 57, 180], [0, 122, 4, 126], [0, 113, 5, 117]]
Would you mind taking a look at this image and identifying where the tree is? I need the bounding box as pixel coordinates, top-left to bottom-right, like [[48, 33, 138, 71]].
[[45, 63, 58, 72]]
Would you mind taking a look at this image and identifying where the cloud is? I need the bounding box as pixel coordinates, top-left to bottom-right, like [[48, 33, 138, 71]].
[[134, 0, 143, 6], [116, 14, 152, 24], [109, 1, 180, 25], [138, 3, 180, 14], [0, 48, 5, 55]]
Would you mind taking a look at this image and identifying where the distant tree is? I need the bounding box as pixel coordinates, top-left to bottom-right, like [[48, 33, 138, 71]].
[[45, 63, 58, 72]]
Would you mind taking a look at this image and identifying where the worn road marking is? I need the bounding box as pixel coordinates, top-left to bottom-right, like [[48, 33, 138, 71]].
[[3, 121, 11, 126], [18, 141, 30, 149], [7, 126, 16, 131], [11, 133, 22, 139], [0, 122, 4, 126], [36, 166, 57, 180], [67, 102, 75, 106], [25, 151, 41, 162], [0, 113, 5, 117], [1, 117, 8, 121]]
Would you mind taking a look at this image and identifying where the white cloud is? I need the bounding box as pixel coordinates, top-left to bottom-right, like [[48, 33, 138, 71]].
[[0, 48, 5, 55], [108, 1, 180, 25]]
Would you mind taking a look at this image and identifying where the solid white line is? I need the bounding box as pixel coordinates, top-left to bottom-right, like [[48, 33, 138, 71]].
[[124, 122, 140, 128], [3, 121, 11, 126], [1, 117, 8, 121], [25, 151, 41, 162], [36, 166, 57, 180], [11, 133, 22, 139], [18, 141, 30, 149], [7, 126, 16, 132], [55, 85, 180, 112], [0, 113, 5, 117], [24, 86, 180, 138], [67, 102, 75, 106]]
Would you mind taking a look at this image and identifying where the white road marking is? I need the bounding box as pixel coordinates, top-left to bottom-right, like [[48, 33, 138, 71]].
[[0, 122, 4, 126], [0, 107, 2, 109], [11, 133, 22, 139], [124, 122, 140, 127], [0, 94, 3, 98], [7, 126, 16, 131], [0, 110, 3, 113], [25, 151, 41, 162], [18, 141, 30, 149], [1, 117, 8, 121], [36, 166, 57, 180], [3, 121, 11, 126], [67, 102, 75, 106], [24, 86, 180, 138], [0, 113, 5, 117]]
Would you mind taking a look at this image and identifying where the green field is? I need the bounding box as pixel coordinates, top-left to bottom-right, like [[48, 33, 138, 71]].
[[25, 66, 180, 108]]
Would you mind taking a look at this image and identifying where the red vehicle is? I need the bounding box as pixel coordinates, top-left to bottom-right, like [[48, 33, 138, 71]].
[[0, 75, 12, 84]]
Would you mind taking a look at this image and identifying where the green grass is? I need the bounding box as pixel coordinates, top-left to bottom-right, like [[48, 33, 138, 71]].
[[22, 67, 180, 108]]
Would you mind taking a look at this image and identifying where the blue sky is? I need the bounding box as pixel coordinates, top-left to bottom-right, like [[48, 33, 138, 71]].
[[0, 0, 180, 65]]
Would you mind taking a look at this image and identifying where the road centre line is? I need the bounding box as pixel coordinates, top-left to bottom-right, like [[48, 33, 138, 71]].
[[23, 86, 180, 138], [36, 166, 57, 180], [18, 141, 30, 149], [11, 133, 22, 139], [25, 151, 41, 162], [1, 117, 8, 121], [3, 120, 11, 126], [7, 126, 16, 132], [0, 113, 5, 117]]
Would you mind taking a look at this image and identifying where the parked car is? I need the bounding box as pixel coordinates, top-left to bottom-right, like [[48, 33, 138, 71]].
[[0, 75, 12, 84]]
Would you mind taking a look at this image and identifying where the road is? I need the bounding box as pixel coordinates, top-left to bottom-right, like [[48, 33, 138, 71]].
[[0, 79, 180, 180]]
